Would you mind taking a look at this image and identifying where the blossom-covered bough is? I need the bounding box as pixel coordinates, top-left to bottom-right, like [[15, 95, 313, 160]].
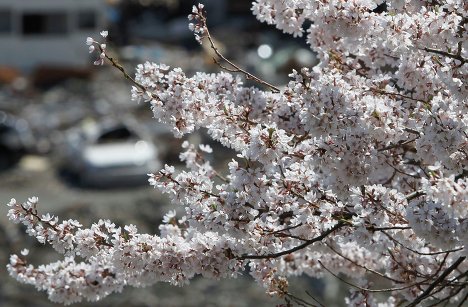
[[6, 1, 468, 306]]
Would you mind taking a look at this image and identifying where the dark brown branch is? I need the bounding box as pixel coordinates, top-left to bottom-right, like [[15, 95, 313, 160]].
[[406, 256, 466, 307], [456, 291, 468, 307], [427, 266, 468, 298], [451, 270, 468, 283], [405, 190, 425, 201], [378, 137, 419, 152], [422, 47, 467, 65], [368, 226, 411, 231], [369, 88, 428, 103], [403, 127, 421, 135], [425, 284, 466, 307], [238, 222, 345, 259]]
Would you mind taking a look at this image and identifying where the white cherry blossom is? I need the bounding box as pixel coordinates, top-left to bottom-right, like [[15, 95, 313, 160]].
[[6, 1, 467, 306]]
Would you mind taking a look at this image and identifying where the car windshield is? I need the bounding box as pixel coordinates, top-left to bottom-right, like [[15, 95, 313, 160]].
[[96, 126, 138, 144]]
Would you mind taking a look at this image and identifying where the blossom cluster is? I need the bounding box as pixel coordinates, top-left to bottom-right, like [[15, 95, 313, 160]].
[[6, 1, 467, 306], [188, 3, 206, 44], [86, 30, 108, 66]]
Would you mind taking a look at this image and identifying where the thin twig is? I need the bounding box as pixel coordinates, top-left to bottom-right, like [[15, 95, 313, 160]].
[[98, 45, 162, 102], [381, 231, 463, 256], [384, 160, 421, 179], [326, 243, 406, 284], [193, 151, 229, 183], [284, 292, 318, 307], [305, 291, 325, 307], [265, 223, 304, 236], [105, 54, 145, 91], [198, 14, 281, 93], [318, 260, 431, 293]]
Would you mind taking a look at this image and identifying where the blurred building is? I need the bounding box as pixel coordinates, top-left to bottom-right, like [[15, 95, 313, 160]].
[[0, 0, 107, 71]]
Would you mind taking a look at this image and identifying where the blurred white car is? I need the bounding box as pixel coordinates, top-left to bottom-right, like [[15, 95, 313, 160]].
[[62, 119, 160, 188]]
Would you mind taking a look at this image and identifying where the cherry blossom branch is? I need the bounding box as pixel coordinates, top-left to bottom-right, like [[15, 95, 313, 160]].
[[207, 40, 281, 93], [257, 222, 311, 242], [325, 243, 407, 284], [451, 270, 468, 284], [87, 34, 162, 102], [322, 251, 452, 296], [378, 137, 420, 152], [264, 223, 304, 236], [402, 159, 431, 179], [284, 291, 321, 307], [238, 222, 346, 259], [364, 191, 408, 224], [5, 2, 467, 305], [103, 50, 144, 91], [278, 164, 320, 209], [405, 256, 466, 307], [425, 286, 467, 307], [421, 47, 467, 65], [381, 230, 464, 256], [403, 127, 422, 135], [421, 266, 468, 299], [405, 190, 426, 201], [157, 169, 221, 199], [387, 250, 427, 279], [317, 260, 432, 293], [187, 147, 229, 183], [369, 88, 429, 103], [189, 5, 281, 93], [384, 160, 422, 179], [458, 294, 468, 307], [367, 226, 411, 231], [305, 290, 325, 307]]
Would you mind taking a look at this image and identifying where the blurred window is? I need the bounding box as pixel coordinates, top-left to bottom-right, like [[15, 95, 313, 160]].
[[77, 10, 97, 30], [22, 12, 68, 35], [0, 9, 12, 33]]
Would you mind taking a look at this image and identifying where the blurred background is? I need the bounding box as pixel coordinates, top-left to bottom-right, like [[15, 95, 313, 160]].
[[0, 0, 343, 306]]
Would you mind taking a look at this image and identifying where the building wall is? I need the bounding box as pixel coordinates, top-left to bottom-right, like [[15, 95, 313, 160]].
[[0, 0, 107, 71]]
